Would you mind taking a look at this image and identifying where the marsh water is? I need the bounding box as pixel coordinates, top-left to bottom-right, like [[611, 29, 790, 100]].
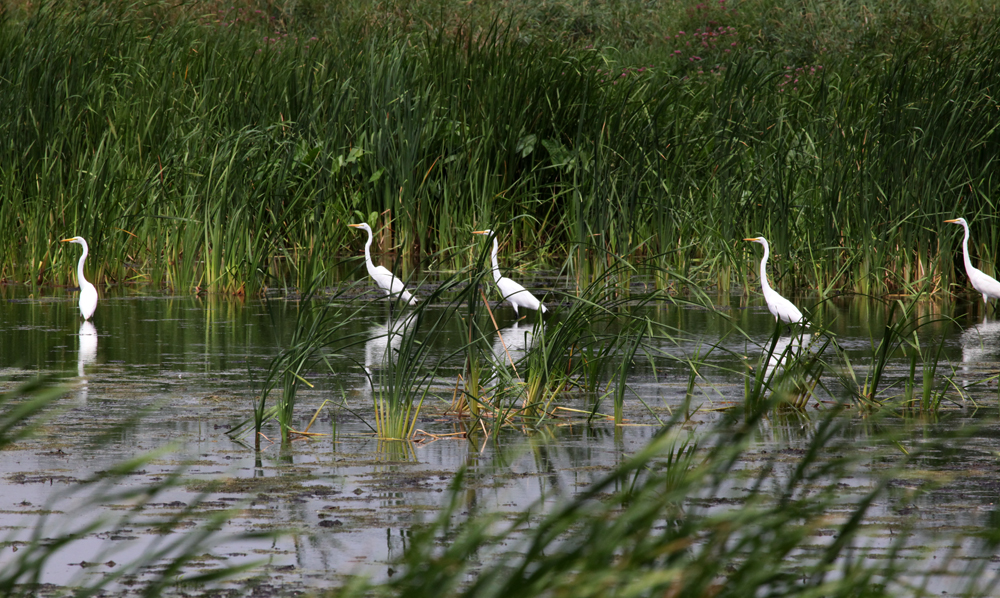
[[2, 282, 1000, 594]]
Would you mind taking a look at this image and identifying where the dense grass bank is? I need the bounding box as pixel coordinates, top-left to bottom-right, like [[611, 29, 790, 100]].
[[1, 0, 998, 296]]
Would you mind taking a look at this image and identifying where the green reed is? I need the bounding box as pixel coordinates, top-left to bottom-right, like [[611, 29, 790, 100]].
[[226, 275, 360, 446], [2, 1, 999, 299]]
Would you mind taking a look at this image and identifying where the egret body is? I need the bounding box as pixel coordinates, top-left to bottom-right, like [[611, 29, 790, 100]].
[[61, 236, 98, 320], [744, 237, 803, 325], [473, 229, 547, 317], [945, 217, 1000, 311], [348, 223, 417, 306]]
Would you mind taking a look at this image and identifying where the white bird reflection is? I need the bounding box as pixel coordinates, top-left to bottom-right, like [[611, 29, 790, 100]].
[[960, 319, 1000, 383], [363, 315, 416, 389], [75, 321, 98, 402], [487, 322, 535, 388], [763, 334, 812, 379], [492, 322, 533, 367]]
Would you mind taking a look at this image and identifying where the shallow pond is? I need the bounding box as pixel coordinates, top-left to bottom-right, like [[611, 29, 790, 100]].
[[1, 282, 1000, 595]]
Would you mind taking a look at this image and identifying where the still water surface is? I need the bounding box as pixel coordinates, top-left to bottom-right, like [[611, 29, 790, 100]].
[[1, 283, 1000, 592]]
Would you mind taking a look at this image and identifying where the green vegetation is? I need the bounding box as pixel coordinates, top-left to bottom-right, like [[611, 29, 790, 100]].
[[5, 1, 1000, 594], [1, 0, 998, 298]]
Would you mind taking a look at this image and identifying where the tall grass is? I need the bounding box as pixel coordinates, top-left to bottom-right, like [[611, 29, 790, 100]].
[[1, 2, 998, 297]]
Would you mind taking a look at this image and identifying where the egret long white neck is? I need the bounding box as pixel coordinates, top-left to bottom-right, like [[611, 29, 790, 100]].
[[362, 227, 377, 277], [76, 240, 90, 287], [489, 237, 501, 285], [959, 221, 974, 274], [758, 240, 771, 293]]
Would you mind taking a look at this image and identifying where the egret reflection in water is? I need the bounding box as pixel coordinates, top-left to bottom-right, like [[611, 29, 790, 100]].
[[959, 319, 1000, 384], [75, 321, 98, 402], [486, 322, 536, 391], [762, 334, 817, 380], [492, 321, 534, 367], [363, 314, 416, 385]]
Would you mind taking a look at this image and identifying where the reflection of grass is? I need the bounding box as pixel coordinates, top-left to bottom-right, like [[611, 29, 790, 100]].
[[520, 258, 656, 420], [227, 275, 359, 447], [832, 298, 955, 412]]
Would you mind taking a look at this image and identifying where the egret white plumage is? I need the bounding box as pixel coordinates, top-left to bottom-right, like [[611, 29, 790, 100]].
[[61, 236, 98, 320], [348, 223, 417, 306], [744, 237, 804, 326], [473, 229, 547, 317], [944, 218, 1000, 311]]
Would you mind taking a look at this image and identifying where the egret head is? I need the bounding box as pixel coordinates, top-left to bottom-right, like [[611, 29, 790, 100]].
[[472, 229, 493, 236], [61, 236, 86, 245], [944, 218, 967, 226], [348, 223, 372, 233], [744, 236, 768, 246]]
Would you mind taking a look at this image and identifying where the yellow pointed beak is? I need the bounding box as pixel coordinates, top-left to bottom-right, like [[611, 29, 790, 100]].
[[744, 237, 760, 242], [472, 230, 488, 235], [60, 238, 74, 243], [348, 224, 363, 228], [943, 219, 959, 224]]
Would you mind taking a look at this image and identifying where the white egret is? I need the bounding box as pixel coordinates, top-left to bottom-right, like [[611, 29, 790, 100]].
[[944, 218, 1000, 311], [348, 223, 417, 306], [473, 229, 547, 317], [61, 236, 98, 320], [744, 237, 804, 325]]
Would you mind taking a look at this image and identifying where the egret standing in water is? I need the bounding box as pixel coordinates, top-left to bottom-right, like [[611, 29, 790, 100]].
[[473, 229, 547, 317], [61, 236, 98, 320], [348, 223, 417, 306], [945, 217, 1000, 313], [744, 236, 803, 326]]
